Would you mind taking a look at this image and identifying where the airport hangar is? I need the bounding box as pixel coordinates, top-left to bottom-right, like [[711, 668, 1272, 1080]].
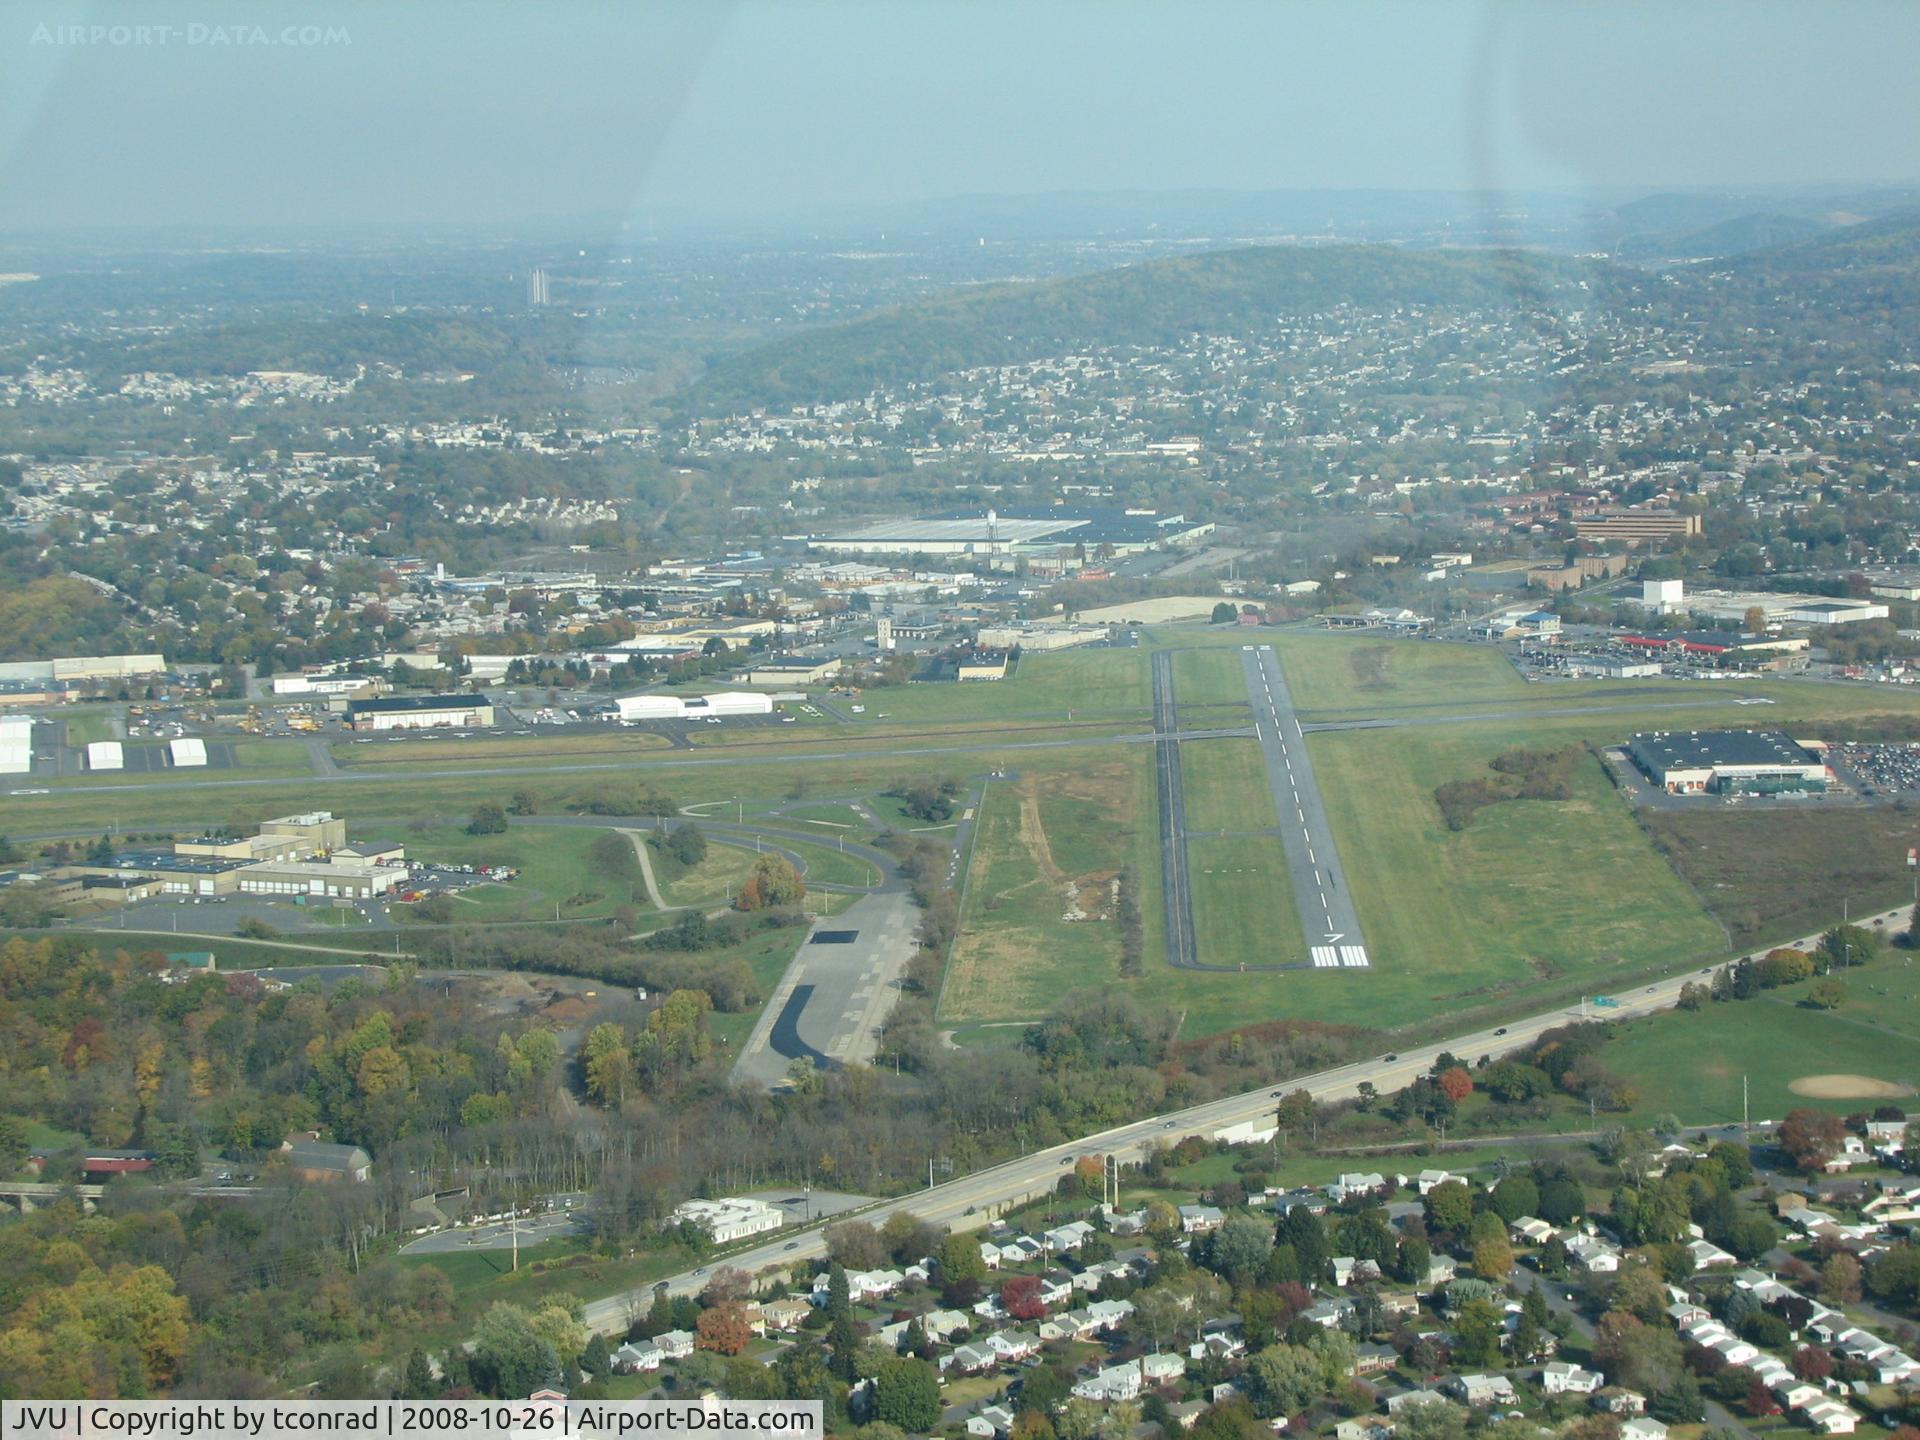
[[346, 693, 496, 731], [804, 505, 1214, 558], [1627, 730, 1829, 795]]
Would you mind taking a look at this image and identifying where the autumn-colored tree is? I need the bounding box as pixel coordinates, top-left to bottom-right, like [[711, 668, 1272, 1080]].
[[582, 1023, 634, 1105], [1002, 1274, 1046, 1320], [1779, 1108, 1848, 1173], [736, 854, 805, 911], [1791, 1346, 1833, 1382], [701, 1266, 752, 1306], [1472, 1236, 1514, 1282], [695, 1301, 752, 1356], [1744, 1378, 1779, 1417], [1074, 1154, 1106, 1201], [1436, 1067, 1473, 1103]]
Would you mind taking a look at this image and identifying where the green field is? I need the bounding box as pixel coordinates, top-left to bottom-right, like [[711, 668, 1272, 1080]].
[[1271, 634, 1532, 715], [701, 926, 815, 1053], [777, 836, 883, 891], [941, 756, 1148, 1024], [825, 647, 1150, 726], [399, 824, 648, 923], [1171, 647, 1253, 707], [1181, 739, 1277, 831], [656, 839, 761, 910], [1188, 835, 1304, 967], [1606, 981, 1920, 1127], [1309, 726, 1729, 1024]]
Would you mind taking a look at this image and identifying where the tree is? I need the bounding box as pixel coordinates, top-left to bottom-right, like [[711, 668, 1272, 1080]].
[[581, 1332, 610, 1378], [1211, 1214, 1274, 1281], [1472, 1236, 1514, 1283], [1211, 602, 1238, 625], [471, 1304, 560, 1398], [1489, 1175, 1540, 1223], [1779, 1108, 1848, 1173], [737, 854, 804, 911], [507, 789, 539, 816], [582, 1024, 634, 1106], [826, 1221, 887, 1271], [1243, 1343, 1323, 1419], [1436, 1066, 1473, 1103], [936, 1233, 986, 1287], [872, 1357, 941, 1432], [1808, 977, 1847, 1010], [1820, 924, 1879, 969], [1002, 1275, 1046, 1321], [1423, 1180, 1473, 1237], [696, 1302, 752, 1356], [397, 1346, 438, 1399], [1451, 1298, 1505, 1368], [468, 802, 508, 835], [1819, 1252, 1862, 1305]]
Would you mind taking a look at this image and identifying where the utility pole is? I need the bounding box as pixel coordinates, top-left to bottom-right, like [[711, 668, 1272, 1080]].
[[1743, 1074, 1749, 1136]]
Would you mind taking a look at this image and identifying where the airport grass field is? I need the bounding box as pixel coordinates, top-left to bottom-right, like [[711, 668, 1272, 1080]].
[[29, 627, 1920, 1053], [1179, 738, 1277, 831]]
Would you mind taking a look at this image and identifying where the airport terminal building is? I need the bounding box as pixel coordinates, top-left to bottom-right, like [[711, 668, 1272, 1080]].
[[1627, 730, 1829, 795]]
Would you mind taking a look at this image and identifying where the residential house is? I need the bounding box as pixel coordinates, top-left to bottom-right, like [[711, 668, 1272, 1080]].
[[966, 1407, 1015, 1440], [1073, 1363, 1143, 1403], [1044, 1220, 1096, 1253], [1620, 1419, 1669, 1440], [1802, 1401, 1860, 1434], [1332, 1257, 1382, 1288], [1336, 1420, 1397, 1440], [1412, 1169, 1466, 1195], [1384, 1389, 1450, 1416], [1449, 1375, 1517, 1408], [1540, 1363, 1601, 1396], [653, 1329, 695, 1360], [760, 1297, 813, 1331], [1178, 1205, 1225, 1233], [944, 1344, 996, 1376], [1141, 1353, 1187, 1385], [612, 1341, 664, 1374], [1353, 1344, 1399, 1377], [1666, 1302, 1709, 1329], [1563, 1234, 1620, 1273], [1686, 1239, 1737, 1269], [1327, 1172, 1389, 1204], [1509, 1217, 1557, 1245], [1593, 1388, 1646, 1416]]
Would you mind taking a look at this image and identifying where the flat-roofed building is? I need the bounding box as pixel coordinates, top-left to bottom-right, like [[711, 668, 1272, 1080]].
[[1628, 730, 1828, 795], [234, 859, 402, 899], [259, 811, 348, 851], [346, 694, 494, 731], [1572, 510, 1702, 545]]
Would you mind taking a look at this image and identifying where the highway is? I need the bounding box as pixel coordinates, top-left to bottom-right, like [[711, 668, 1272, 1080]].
[[582, 903, 1909, 1336], [1242, 643, 1368, 970]]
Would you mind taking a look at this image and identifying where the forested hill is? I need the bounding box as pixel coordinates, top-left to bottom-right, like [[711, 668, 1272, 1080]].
[[684, 243, 1630, 414]]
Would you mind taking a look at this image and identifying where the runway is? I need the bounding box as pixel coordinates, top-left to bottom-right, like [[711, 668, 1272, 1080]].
[[1241, 644, 1369, 969], [1151, 651, 1197, 969]]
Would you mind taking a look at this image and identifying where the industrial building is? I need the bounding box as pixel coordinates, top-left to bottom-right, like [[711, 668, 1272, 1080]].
[[956, 650, 1010, 681], [741, 656, 842, 685], [1639, 580, 1889, 627], [806, 505, 1213, 559], [85, 740, 123, 771], [1571, 510, 1702, 545], [976, 623, 1108, 652], [611, 691, 774, 721], [169, 737, 206, 768], [0, 653, 167, 684], [233, 859, 402, 900], [1627, 730, 1829, 795], [346, 694, 495, 731]]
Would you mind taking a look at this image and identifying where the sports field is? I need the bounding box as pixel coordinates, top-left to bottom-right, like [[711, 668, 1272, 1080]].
[[1606, 978, 1920, 1126]]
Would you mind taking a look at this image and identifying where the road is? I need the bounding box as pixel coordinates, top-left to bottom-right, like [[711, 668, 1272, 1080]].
[[1243, 643, 1368, 970], [580, 900, 1908, 1337]]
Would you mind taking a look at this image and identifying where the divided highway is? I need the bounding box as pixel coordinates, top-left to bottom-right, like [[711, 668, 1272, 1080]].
[[581, 950, 1778, 1336], [1242, 643, 1369, 969]]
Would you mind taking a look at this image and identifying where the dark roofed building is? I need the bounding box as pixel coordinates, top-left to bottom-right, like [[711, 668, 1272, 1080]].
[[346, 693, 494, 732], [279, 1133, 373, 1183], [1627, 729, 1828, 795]]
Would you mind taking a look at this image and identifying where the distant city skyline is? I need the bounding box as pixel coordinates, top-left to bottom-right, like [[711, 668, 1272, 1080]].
[[2, 0, 1916, 233]]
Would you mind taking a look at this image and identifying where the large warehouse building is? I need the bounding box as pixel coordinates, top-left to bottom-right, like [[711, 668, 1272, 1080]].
[[806, 505, 1213, 558], [611, 692, 774, 722], [346, 694, 495, 731], [1628, 730, 1829, 795]]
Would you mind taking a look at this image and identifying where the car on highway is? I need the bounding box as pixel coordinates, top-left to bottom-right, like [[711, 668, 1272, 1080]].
[[1382, 1053, 1398, 1062], [784, 1241, 799, 1250], [1493, 1027, 1507, 1036]]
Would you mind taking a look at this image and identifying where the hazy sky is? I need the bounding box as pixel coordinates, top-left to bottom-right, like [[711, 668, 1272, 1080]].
[[3, 0, 1917, 231]]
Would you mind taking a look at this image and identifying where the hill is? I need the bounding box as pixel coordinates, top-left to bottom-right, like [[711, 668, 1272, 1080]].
[[1615, 211, 1828, 261], [684, 242, 1627, 413]]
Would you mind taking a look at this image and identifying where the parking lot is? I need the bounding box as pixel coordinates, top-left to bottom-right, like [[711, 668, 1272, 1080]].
[[1829, 742, 1920, 798]]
